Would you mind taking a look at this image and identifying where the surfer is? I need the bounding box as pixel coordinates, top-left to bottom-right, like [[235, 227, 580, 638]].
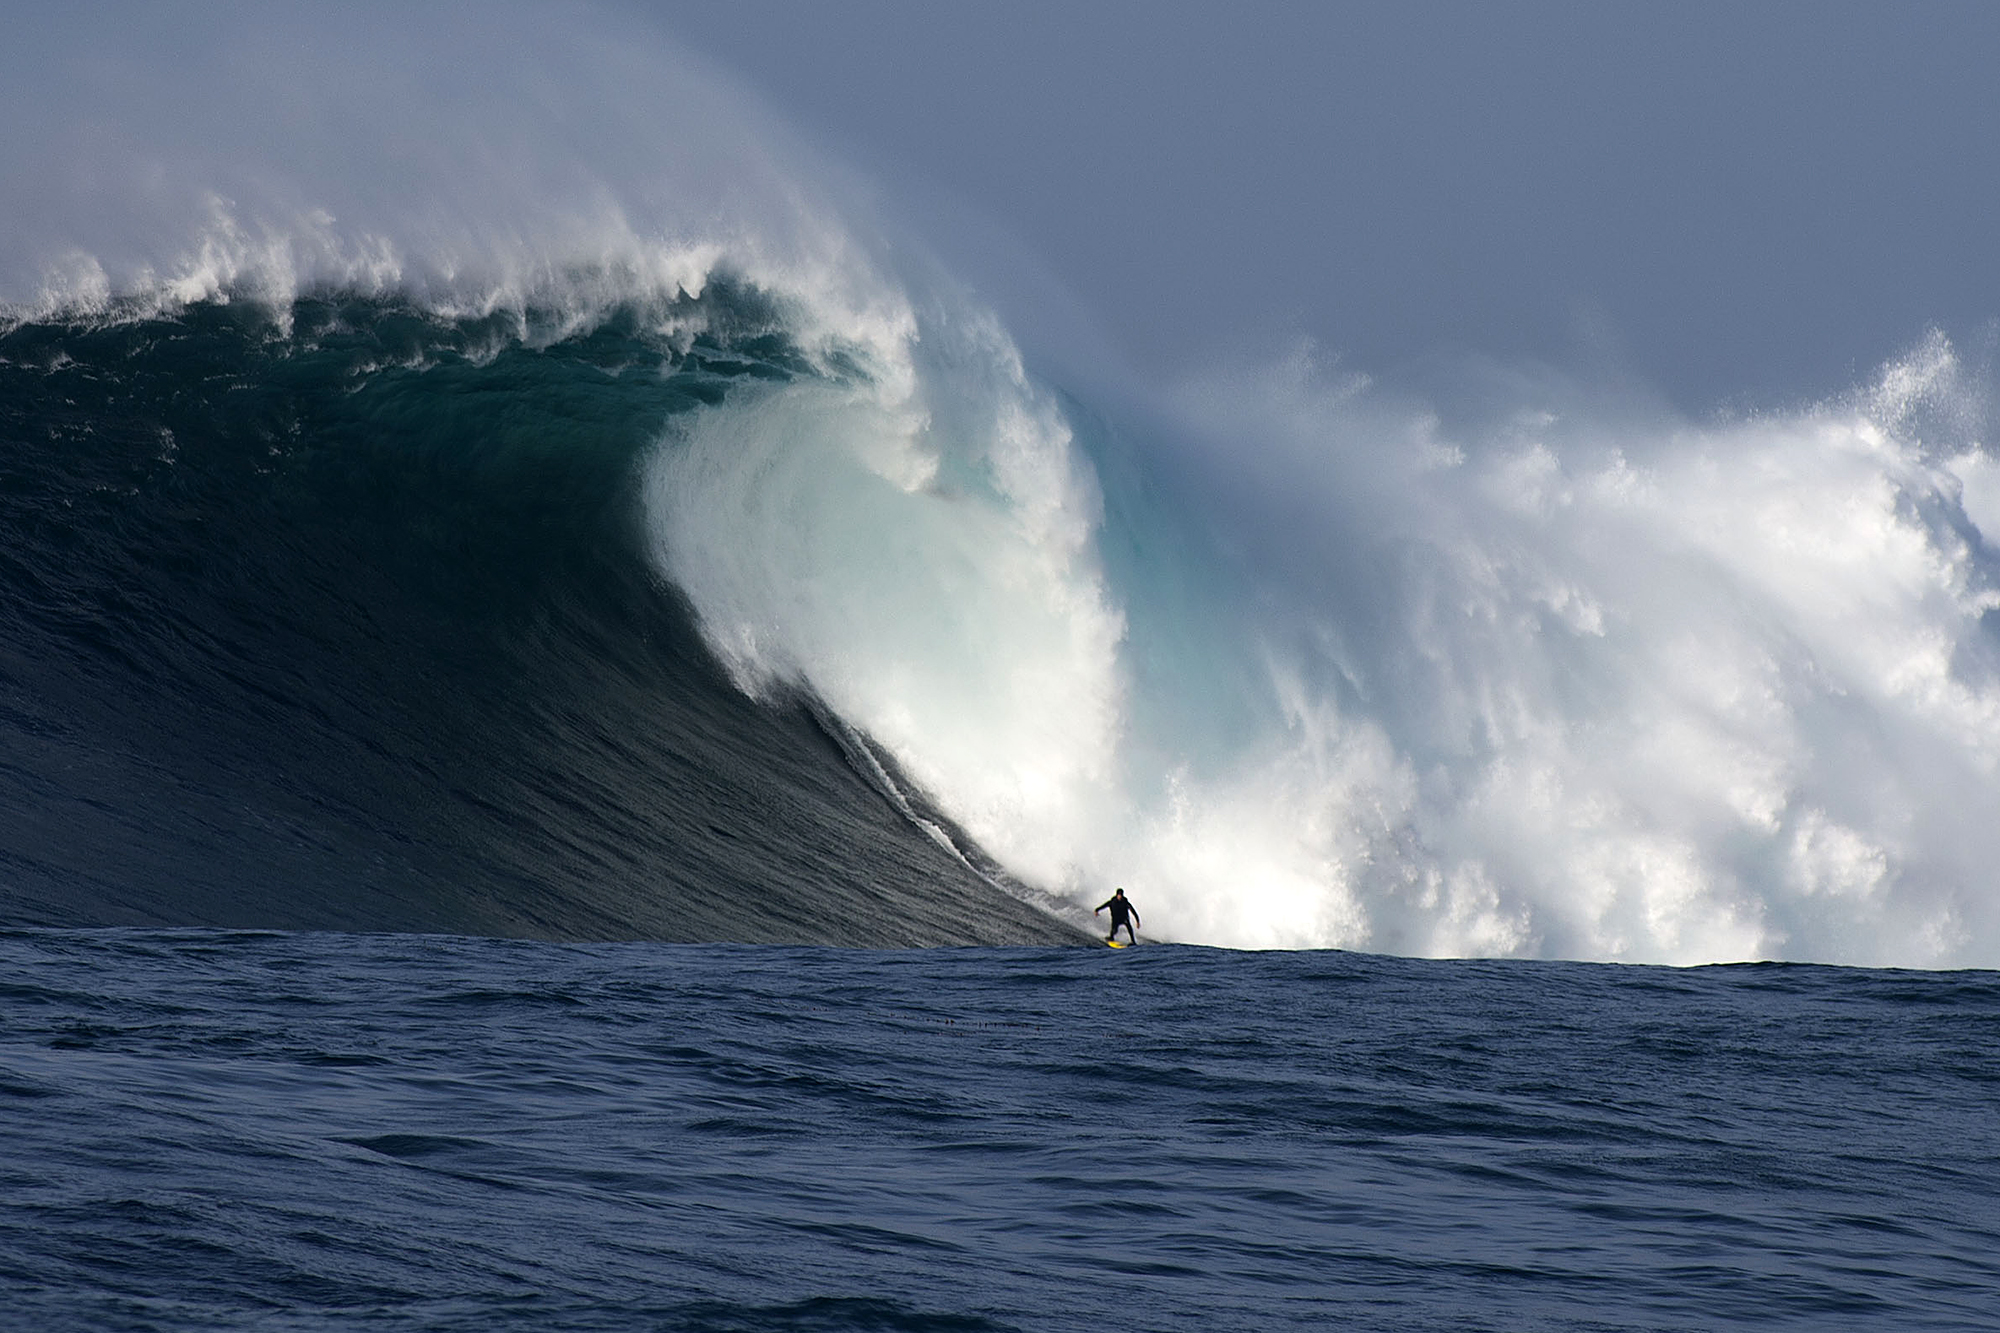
[[1095, 888, 1140, 944]]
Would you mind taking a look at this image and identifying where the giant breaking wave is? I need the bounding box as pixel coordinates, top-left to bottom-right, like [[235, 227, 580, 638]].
[[4, 4, 1998, 965]]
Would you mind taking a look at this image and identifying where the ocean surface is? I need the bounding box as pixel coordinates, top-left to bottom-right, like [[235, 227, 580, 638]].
[[2, 927, 1996, 1332]]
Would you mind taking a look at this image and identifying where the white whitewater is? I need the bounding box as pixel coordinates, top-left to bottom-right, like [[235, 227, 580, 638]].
[[647, 285, 2000, 966]]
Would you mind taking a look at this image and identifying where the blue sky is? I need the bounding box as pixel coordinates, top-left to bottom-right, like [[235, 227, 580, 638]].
[[644, 0, 2000, 411]]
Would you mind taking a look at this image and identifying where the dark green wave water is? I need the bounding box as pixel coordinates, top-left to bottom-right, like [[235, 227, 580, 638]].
[[0, 294, 1082, 945]]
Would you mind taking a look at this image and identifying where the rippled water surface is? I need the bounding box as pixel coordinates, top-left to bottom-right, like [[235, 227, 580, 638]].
[[1, 929, 1995, 1331]]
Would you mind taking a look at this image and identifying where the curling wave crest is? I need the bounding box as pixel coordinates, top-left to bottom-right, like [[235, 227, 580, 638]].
[[647, 309, 2000, 966]]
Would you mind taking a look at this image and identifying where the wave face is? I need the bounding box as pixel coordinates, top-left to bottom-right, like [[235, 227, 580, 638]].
[[0, 294, 1081, 945], [6, 6, 2000, 964]]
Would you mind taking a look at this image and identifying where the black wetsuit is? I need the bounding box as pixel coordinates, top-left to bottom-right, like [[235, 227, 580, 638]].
[[1097, 894, 1139, 943]]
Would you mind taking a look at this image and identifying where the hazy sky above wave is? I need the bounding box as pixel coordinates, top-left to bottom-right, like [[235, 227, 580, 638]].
[[641, 0, 2000, 412]]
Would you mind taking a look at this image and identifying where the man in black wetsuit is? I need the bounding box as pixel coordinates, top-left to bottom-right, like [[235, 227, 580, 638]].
[[1095, 888, 1140, 944]]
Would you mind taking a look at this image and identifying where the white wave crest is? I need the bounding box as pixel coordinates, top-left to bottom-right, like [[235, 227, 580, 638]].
[[648, 312, 2000, 966]]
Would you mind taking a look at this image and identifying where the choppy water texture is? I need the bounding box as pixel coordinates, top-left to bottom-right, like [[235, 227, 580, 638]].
[[1, 928, 1995, 1331]]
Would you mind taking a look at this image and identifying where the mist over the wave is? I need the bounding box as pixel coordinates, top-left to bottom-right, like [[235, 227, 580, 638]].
[[0, 1, 908, 348], [1136, 337, 2000, 964], [7, 3, 1999, 965]]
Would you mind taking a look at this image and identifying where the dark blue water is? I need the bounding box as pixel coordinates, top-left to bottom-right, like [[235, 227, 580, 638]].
[[3, 928, 1995, 1331]]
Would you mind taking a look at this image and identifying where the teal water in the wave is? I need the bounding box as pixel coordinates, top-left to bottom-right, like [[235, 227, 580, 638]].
[[2, 927, 1996, 1332], [0, 295, 1073, 946]]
